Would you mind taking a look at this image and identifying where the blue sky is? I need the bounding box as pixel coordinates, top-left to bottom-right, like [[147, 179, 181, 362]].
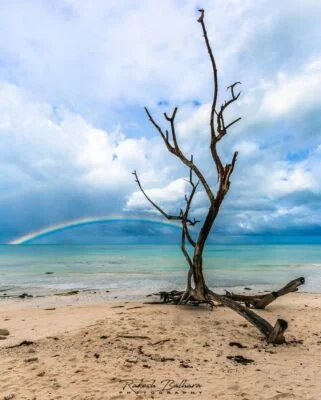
[[0, 0, 321, 244]]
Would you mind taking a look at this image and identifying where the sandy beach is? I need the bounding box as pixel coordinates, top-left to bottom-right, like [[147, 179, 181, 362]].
[[0, 292, 320, 400]]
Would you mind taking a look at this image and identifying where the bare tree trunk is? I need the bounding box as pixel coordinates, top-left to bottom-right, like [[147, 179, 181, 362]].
[[192, 246, 208, 300]]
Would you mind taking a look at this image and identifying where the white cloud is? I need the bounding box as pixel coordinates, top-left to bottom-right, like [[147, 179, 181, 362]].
[[232, 140, 258, 156], [126, 178, 189, 212], [234, 205, 310, 233], [258, 58, 321, 119], [268, 166, 316, 197], [0, 83, 173, 194], [178, 104, 211, 140], [3, 0, 313, 116]]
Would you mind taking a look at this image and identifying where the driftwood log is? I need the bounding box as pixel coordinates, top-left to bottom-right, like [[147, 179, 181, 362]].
[[224, 277, 305, 309]]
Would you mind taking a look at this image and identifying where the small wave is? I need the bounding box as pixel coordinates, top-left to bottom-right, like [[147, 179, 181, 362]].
[[287, 264, 321, 268], [107, 261, 125, 265]]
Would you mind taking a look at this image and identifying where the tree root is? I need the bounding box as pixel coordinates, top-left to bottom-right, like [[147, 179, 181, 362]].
[[147, 277, 305, 345], [208, 290, 288, 344], [223, 277, 305, 309], [146, 290, 210, 306]]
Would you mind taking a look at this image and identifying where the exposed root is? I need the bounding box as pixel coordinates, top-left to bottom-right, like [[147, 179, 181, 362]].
[[178, 288, 190, 304], [208, 290, 288, 344], [148, 289, 213, 307], [147, 277, 305, 344]]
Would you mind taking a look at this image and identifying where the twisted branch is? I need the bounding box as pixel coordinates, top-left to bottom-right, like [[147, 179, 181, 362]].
[[144, 107, 215, 203], [216, 82, 242, 141]]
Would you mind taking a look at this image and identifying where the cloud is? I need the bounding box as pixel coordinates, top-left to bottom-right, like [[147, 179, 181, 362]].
[[258, 59, 321, 120], [0, 0, 321, 242], [0, 83, 183, 241], [0, 82, 180, 192], [1, 0, 319, 116], [126, 178, 189, 212]]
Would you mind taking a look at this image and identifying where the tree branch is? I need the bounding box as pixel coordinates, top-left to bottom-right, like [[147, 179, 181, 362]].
[[216, 82, 242, 141], [193, 10, 241, 252], [145, 107, 173, 152], [181, 161, 199, 247], [132, 170, 180, 222], [197, 9, 225, 182], [132, 170, 199, 227], [144, 107, 215, 202], [183, 223, 196, 247], [197, 8, 218, 142], [181, 227, 194, 270]]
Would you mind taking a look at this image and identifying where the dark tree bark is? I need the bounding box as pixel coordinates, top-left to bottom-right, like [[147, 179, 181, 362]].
[[133, 9, 304, 344], [224, 277, 305, 309]]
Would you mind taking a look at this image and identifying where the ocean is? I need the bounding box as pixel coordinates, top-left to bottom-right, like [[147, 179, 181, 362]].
[[0, 244, 320, 298]]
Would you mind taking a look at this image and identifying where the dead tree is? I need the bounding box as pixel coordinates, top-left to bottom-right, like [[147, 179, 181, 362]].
[[133, 9, 304, 344]]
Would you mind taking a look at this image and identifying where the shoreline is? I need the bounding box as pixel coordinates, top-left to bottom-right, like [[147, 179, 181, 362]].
[[1, 292, 321, 399], [0, 280, 317, 304]]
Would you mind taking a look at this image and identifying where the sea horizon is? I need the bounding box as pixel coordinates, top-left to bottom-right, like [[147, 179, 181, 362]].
[[1, 243, 320, 298]]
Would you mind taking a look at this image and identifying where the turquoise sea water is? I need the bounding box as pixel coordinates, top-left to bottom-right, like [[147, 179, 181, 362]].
[[0, 244, 320, 297]]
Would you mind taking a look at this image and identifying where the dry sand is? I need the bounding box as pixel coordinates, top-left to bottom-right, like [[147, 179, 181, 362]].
[[0, 292, 320, 400]]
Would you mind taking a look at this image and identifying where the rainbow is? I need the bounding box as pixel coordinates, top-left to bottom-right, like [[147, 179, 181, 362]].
[[8, 216, 182, 245]]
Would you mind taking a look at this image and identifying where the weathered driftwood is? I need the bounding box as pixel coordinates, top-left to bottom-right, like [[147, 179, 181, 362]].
[[224, 277, 305, 309]]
